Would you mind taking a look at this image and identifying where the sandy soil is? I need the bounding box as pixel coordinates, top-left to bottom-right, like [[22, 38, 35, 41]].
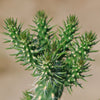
[[0, 0, 100, 100]]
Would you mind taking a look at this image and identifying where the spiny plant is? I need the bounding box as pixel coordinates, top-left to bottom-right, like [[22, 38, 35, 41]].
[[3, 10, 98, 100]]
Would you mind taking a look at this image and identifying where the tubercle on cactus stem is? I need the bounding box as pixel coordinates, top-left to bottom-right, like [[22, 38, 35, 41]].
[[3, 10, 98, 100]]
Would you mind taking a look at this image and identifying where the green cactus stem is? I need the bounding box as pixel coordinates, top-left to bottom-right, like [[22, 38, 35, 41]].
[[3, 10, 98, 100]]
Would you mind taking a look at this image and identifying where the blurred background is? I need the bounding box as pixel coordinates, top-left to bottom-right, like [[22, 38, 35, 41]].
[[0, 0, 100, 100]]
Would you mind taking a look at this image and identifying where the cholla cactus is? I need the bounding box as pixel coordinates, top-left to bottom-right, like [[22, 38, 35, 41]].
[[3, 11, 98, 100]]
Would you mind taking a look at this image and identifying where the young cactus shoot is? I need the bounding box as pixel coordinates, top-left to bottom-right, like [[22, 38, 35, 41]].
[[3, 11, 98, 100]]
